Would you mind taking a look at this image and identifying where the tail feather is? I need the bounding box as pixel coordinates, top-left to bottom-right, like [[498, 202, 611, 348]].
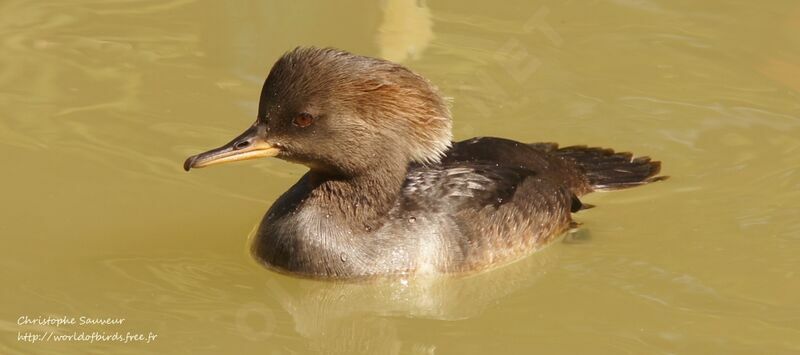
[[552, 145, 666, 191]]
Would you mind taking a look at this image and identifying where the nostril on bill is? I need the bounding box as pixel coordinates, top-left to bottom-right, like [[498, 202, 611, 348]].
[[233, 141, 251, 150]]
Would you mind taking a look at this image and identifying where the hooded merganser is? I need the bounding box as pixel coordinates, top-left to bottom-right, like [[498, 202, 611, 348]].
[[184, 47, 665, 279]]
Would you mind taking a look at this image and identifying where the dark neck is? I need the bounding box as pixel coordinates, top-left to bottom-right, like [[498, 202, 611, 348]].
[[307, 162, 408, 231]]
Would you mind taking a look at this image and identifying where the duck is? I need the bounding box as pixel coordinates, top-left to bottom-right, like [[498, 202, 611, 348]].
[[184, 47, 665, 279]]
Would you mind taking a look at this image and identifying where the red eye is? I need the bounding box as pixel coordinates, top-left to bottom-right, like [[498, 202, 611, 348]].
[[293, 112, 314, 127]]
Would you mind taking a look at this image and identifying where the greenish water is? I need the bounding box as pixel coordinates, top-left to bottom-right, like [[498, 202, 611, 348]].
[[2, 0, 799, 354]]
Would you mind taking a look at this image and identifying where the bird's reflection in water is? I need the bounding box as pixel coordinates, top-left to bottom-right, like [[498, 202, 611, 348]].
[[255, 232, 570, 354]]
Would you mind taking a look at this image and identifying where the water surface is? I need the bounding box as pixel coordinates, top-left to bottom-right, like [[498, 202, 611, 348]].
[[2, 0, 799, 354]]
